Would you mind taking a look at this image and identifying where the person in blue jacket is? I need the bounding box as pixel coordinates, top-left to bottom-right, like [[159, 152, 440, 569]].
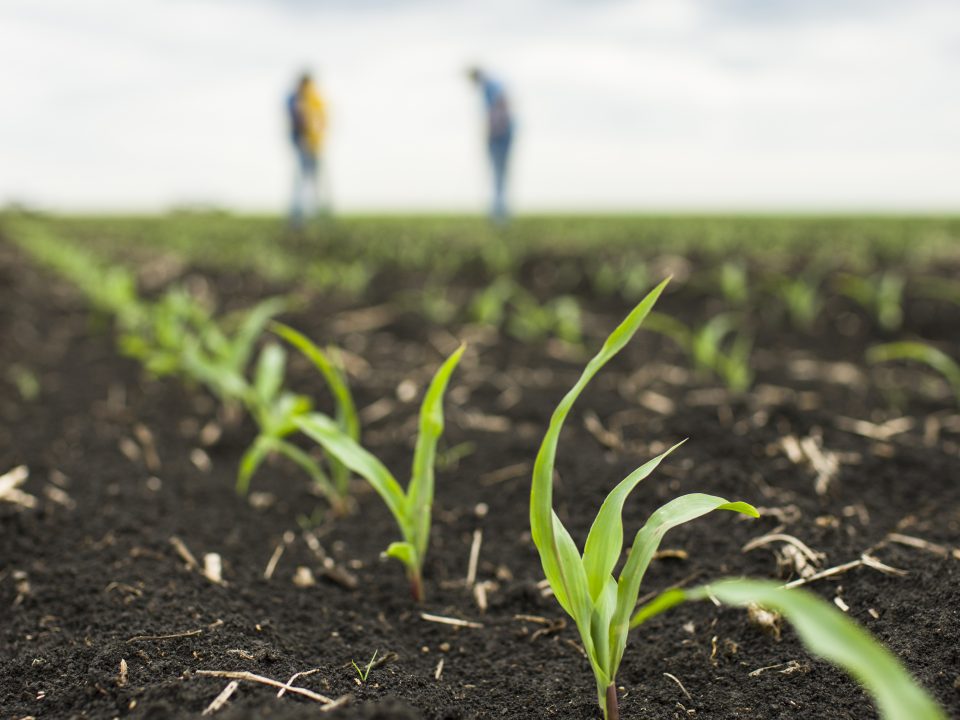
[[468, 67, 515, 223]]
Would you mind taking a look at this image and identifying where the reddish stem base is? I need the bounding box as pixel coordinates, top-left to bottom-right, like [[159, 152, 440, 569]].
[[605, 683, 619, 720], [409, 573, 424, 603]]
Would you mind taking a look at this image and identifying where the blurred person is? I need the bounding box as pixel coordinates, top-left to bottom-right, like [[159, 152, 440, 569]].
[[468, 67, 515, 224], [287, 72, 328, 225]]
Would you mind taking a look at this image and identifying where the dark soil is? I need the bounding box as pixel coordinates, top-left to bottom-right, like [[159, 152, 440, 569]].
[[2, 239, 959, 720]]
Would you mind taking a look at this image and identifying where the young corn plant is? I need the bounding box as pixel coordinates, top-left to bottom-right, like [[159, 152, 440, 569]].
[[632, 579, 945, 720], [771, 274, 823, 331], [235, 342, 341, 504], [118, 285, 214, 379], [272, 322, 360, 499], [837, 271, 905, 331], [719, 260, 749, 307], [644, 311, 753, 393], [469, 277, 583, 345], [532, 280, 946, 720], [530, 278, 760, 719], [867, 341, 960, 405], [8, 221, 145, 327], [180, 296, 288, 407], [510, 293, 582, 345], [351, 649, 379, 684], [295, 345, 465, 602]]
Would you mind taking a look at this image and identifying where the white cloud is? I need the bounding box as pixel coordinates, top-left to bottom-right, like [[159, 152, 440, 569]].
[[0, 0, 957, 211]]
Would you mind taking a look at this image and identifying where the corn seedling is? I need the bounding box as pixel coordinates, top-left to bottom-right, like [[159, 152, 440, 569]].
[[719, 260, 749, 307], [180, 296, 288, 406], [9, 222, 147, 329], [509, 292, 582, 345], [6, 364, 40, 402], [295, 344, 465, 601], [469, 278, 583, 345], [351, 649, 379, 683], [530, 278, 760, 720], [272, 322, 360, 499], [867, 341, 960, 405], [589, 260, 621, 298], [589, 259, 648, 301], [771, 274, 823, 331], [469, 276, 515, 326], [644, 311, 753, 393], [632, 579, 945, 720], [417, 284, 459, 325], [118, 285, 215, 379], [235, 343, 341, 504], [838, 272, 905, 331]]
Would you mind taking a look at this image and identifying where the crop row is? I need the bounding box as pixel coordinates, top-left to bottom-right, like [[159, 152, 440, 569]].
[[8, 216, 960, 405]]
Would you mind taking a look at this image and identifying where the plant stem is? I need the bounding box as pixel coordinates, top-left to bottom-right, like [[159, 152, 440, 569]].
[[409, 571, 424, 603], [604, 683, 619, 720]]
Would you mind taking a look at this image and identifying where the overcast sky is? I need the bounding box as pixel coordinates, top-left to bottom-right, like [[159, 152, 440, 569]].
[[1, 0, 958, 212]]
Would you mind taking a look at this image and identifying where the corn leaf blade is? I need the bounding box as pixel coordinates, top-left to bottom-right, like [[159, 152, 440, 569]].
[[633, 579, 945, 720], [867, 341, 960, 401], [407, 344, 465, 559], [237, 435, 272, 495], [225, 297, 287, 373], [295, 413, 406, 518], [254, 343, 286, 406], [271, 322, 360, 439], [609, 495, 758, 672], [581, 442, 685, 600]]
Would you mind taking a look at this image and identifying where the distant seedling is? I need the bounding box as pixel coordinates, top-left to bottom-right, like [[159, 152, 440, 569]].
[[838, 271, 905, 331], [235, 342, 341, 504], [118, 285, 214, 379], [272, 322, 360, 500], [771, 274, 823, 331], [644, 311, 753, 392], [468, 277, 582, 345], [181, 296, 288, 407], [867, 341, 960, 405], [719, 260, 749, 307], [296, 345, 465, 602]]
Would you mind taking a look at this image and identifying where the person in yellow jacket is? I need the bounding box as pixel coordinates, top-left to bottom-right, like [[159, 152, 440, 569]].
[[287, 72, 328, 224]]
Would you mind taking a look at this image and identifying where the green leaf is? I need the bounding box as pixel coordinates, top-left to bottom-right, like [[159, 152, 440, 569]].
[[530, 278, 670, 630], [237, 435, 272, 495], [384, 541, 416, 567], [628, 587, 687, 628], [271, 322, 360, 440], [634, 579, 945, 720], [608, 494, 757, 673], [270, 437, 337, 499], [642, 311, 692, 351], [581, 442, 685, 601], [407, 344, 465, 560], [867, 341, 960, 402], [551, 512, 594, 626], [295, 413, 406, 518], [254, 343, 286, 405], [691, 313, 735, 373], [182, 343, 249, 401], [226, 297, 287, 373], [588, 576, 619, 687]]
